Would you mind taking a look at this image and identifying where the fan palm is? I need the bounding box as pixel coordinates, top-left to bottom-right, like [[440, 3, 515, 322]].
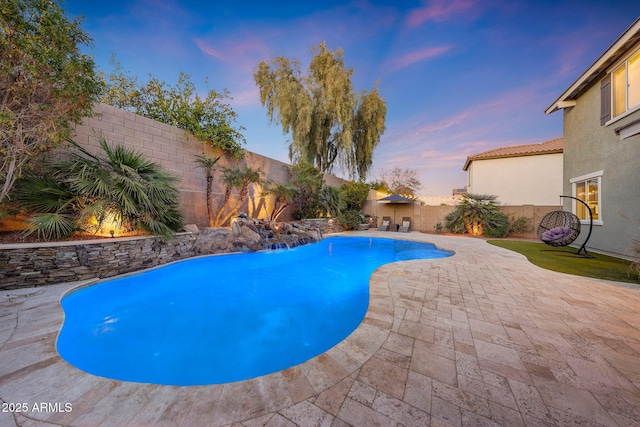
[[445, 193, 509, 237], [14, 134, 183, 240]]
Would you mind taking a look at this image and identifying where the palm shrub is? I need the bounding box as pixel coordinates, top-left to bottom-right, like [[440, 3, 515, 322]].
[[445, 194, 509, 237], [14, 134, 183, 240]]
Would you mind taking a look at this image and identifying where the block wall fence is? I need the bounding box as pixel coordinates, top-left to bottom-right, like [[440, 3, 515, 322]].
[[69, 103, 348, 227], [362, 198, 559, 239]]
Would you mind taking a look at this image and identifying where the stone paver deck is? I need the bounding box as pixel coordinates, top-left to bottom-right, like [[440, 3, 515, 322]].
[[1, 232, 640, 426]]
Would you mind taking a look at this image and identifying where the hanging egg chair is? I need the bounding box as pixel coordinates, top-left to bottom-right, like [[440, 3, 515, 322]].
[[536, 195, 593, 257], [537, 210, 581, 247]]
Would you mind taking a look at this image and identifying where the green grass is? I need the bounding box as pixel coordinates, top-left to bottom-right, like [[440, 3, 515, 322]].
[[487, 240, 639, 285]]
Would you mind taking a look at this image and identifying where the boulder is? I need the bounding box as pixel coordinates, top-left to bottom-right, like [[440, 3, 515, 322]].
[[231, 217, 263, 252], [192, 227, 233, 255]]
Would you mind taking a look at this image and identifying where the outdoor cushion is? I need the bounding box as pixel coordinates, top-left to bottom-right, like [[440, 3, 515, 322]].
[[402, 220, 410, 227], [382, 220, 389, 226], [541, 226, 571, 242]]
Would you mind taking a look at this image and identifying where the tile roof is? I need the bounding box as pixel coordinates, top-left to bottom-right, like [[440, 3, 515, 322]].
[[463, 137, 563, 171]]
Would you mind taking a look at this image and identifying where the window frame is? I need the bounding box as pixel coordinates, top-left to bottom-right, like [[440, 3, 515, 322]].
[[605, 47, 640, 125], [570, 170, 603, 226]]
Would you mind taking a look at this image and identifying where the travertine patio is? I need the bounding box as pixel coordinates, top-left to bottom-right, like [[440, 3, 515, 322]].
[[1, 232, 639, 426]]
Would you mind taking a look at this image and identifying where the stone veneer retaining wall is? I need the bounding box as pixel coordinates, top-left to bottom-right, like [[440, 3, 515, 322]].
[[0, 219, 338, 290], [0, 234, 197, 290]]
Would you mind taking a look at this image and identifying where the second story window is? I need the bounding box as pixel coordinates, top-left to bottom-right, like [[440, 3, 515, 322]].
[[612, 49, 640, 118]]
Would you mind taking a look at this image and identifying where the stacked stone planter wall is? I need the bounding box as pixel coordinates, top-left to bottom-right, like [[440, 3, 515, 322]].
[[300, 218, 344, 235], [0, 218, 335, 290]]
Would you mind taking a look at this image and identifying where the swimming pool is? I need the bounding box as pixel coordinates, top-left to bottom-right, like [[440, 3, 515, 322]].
[[57, 236, 452, 386]]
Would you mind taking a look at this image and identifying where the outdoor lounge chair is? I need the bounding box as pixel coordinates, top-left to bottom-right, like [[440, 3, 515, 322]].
[[398, 217, 411, 233], [378, 216, 391, 231]]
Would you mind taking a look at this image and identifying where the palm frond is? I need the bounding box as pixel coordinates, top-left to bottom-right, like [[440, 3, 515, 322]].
[[23, 213, 78, 240]]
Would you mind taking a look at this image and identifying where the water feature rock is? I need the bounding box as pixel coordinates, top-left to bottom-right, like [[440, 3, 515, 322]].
[[193, 228, 234, 255], [231, 217, 264, 252]]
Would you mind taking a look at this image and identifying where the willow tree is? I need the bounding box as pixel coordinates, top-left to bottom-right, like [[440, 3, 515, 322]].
[[254, 42, 386, 180]]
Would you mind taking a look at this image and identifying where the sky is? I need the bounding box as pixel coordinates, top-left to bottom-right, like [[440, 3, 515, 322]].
[[63, 0, 640, 196]]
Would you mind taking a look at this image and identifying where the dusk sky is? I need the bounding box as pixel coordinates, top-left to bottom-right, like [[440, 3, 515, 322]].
[[64, 0, 640, 196]]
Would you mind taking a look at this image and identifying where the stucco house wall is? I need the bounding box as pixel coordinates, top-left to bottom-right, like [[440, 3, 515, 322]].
[[562, 79, 640, 257], [466, 153, 563, 206], [547, 18, 640, 258]]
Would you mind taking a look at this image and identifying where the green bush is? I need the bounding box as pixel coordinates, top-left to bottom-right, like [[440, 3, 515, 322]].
[[483, 212, 510, 238], [341, 181, 370, 210], [338, 209, 362, 230], [508, 216, 533, 236]]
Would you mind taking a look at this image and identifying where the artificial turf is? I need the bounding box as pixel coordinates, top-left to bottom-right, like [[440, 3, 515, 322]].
[[487, 240, 639, 285]]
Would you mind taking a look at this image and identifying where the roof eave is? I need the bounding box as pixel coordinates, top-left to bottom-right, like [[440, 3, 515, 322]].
[[464, 149, 563, 171], [545, 17, 640, 115]]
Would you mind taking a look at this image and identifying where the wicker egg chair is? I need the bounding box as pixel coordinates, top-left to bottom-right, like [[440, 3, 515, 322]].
[[537, 211, 581, 247], [536, 195, 594, 257]]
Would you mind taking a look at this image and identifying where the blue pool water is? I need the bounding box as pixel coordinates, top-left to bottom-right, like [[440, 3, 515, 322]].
[[57, 236, 452, 385]]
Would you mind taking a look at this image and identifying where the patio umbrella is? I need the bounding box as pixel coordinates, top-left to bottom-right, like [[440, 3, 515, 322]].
[[376, 194, 414, 225]]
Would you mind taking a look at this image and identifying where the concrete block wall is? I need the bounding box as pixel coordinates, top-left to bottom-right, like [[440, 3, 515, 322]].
[[70, 103, 348, 226], [362, 193, 558, 239]]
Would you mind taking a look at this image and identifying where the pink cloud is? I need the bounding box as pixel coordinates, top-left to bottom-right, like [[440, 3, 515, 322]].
[[406, 0, 477, 28], [194, 39, 227, 61], [387, 46, 451, 72], [229, 87, 260, 108]]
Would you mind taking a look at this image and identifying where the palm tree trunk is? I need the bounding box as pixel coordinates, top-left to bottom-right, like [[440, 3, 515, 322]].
[[206, 174, 214, 227], [219, 182, 250, 226], [214, 186, 233, 226]]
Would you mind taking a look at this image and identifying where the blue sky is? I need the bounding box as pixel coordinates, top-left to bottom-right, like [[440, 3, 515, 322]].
[[64, 0, 640, 196]]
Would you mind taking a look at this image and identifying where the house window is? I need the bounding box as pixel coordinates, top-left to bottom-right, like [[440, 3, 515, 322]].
[[611, 49, 640, 118], [570, 171, 603, 223]]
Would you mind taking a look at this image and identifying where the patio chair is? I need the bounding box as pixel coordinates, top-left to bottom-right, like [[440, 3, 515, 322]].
[[398, 217, 411, 233], [378, 216, 391, 231]]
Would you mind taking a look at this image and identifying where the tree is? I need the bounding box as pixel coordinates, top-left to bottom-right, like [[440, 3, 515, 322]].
[[341, 181, 371, 211], [14, 134, 183, 240], [0, 0, 102, 206], [376, 167, 422, 199], [254, 42, 386, 180], [284, 162, 325, 220], [262, 181, 294, 222], [214, 165, 263, 226], [193, 153, 222, 227], [100, 58, 245, 158]]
